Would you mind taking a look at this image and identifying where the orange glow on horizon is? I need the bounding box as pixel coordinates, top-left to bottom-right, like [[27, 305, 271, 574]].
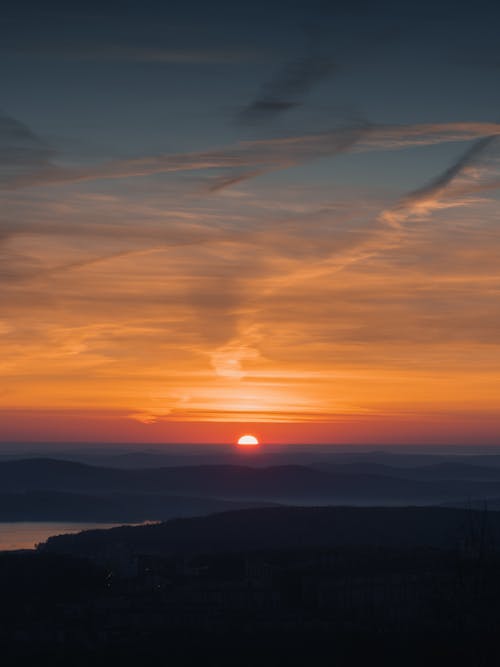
[[1, 409, 500, 446]]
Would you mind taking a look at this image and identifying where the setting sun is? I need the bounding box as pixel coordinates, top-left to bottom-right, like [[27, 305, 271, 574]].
[[237, 434, 260, 446]]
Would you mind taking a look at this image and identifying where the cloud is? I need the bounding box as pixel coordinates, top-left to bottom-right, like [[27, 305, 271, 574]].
[[237, 51, 335, 124], [206, 168, 273, 193], [206, 122, 369, 192], [211, 340, 260, 378], [355, 123, 500, 152], [379, 135, 500, 227], [209, 122, 500, 193], [0, 112, 54, 175], [0, 121, 372, 191]]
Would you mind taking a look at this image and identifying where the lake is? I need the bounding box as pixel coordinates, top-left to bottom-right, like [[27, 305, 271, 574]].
[[0, 522, 128, 551]]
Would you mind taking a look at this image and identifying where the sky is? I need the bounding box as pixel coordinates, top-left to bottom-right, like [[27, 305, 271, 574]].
[[1, 0, 500, 445]]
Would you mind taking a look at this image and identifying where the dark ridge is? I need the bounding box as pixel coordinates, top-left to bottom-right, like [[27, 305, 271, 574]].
[[40, 505, 498, 557]]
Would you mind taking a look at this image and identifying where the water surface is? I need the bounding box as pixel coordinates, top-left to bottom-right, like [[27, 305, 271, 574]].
[[0, 522, 126, 551]]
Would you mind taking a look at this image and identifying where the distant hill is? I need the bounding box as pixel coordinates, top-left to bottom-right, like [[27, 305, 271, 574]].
[[313, 461, 500, 481], [3, 458, 500, 509], [0, 490, 275, 522], [40, 505, 499, 557], [9, 448, 500, 471]]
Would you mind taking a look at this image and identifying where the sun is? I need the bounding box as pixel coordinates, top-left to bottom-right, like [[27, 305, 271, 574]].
[[237, 434, 260, 446]]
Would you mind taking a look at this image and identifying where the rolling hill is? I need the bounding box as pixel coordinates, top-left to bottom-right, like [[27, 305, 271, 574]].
[[3, 458, 500, 506]]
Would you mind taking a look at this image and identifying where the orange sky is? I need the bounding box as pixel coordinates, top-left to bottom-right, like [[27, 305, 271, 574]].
[[2, 175, 500, 444]]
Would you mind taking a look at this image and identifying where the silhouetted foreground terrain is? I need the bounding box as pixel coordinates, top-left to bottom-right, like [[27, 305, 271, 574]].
[[2, 506, 500, 665], [40, 505, 500, 556], [5, 457, 500, 521]]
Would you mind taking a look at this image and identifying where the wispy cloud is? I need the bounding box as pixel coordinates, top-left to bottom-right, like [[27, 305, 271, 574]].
[[0, 111, 54, 175], [237, 50, 335, 124], [4, 120, 500, 192], [379, 135, 500, 227]]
